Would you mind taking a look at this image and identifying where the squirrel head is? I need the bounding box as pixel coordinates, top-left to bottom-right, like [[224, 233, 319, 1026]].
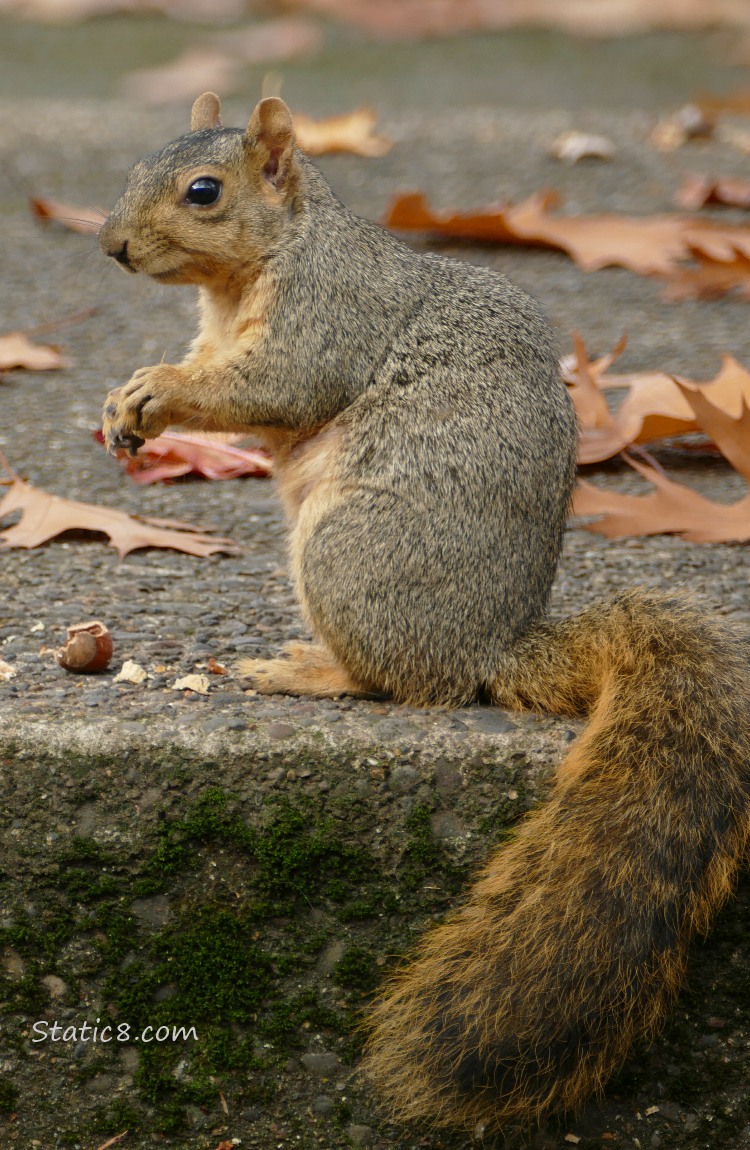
[[99, 93, 299, 287]]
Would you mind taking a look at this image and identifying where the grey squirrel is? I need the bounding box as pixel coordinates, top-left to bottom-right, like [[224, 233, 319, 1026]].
[[100, 92, 750, 1132]]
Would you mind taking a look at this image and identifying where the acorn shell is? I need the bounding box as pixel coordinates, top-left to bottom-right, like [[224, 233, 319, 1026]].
[[56, 620, 113, 673]]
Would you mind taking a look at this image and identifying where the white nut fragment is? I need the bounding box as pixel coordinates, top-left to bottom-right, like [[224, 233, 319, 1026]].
[[172, 673, 210, 695], [114, 660, 148, 685], [550, 130, 616, 163]]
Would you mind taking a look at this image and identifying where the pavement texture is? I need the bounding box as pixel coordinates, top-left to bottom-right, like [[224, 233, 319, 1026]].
[[2, 95, 750, 1149]]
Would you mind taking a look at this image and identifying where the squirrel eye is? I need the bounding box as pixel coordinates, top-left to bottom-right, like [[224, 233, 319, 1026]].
[[184, 177, 222, 207]]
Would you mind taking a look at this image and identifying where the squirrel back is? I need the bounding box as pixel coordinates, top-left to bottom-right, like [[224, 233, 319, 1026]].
[[99, 94, 750, 1132]]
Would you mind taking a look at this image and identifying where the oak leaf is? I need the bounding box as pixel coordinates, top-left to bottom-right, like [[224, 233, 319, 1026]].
[[574, 457, 750, 544], [29, 196, 105, 235], [567, 338, 750, 464], [573, 377, 750, 543], [0, 331, 70, 372], [95, 430, 273, 484], [294, 108, 392, 156], [121, 18, 322, 105], [384, 188, 750, 281], [0, 478, 238, 558], [675, 173, 750, 211], [661, 248, 750, 300], [120, 48, 239, 106]]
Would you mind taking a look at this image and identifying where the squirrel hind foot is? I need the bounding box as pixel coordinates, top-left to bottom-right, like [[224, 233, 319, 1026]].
[[237, 641, 377, 699]]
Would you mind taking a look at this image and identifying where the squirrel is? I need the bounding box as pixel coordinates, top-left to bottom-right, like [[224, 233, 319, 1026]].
[[99, 93, 750, 1133]]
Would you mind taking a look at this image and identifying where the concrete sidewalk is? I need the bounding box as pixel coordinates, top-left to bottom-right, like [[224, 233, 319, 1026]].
[[2, 97, 750, 1149]]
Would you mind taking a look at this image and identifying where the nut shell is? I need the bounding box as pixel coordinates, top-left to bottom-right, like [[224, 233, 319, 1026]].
[[56, 620, 113, 673]]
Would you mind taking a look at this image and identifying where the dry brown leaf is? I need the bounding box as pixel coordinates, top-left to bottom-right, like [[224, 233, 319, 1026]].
[[29, 195, 105, 235], [121, 18, 322, 105], [697, 88, 750, 118], [217, 17, 323, 64], [95, 430, 272, 484], [566, 334, 630, 463], [568, 336, 695, 463], [675, 173, 750, 211], [676, 375, 750, 482], [574, 457, 750, 543], [275, 0, 750, 38], [662, 247, 750, 300], [0, 331, 69, 372], [568, 339, 750, 464], [120, 49, 240, 106], [0, 0, 244, 20], [294, 108, 392, 157], [573, 376, 750, 542], [0, 478, 238, 559], [385, 189, 750, 280]]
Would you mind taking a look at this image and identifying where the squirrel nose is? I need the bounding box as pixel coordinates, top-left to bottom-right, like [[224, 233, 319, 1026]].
[[106, 239, 133, 269]]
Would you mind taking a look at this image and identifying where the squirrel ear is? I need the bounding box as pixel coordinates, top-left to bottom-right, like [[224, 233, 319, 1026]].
[[191, 92, 222, 132], [246, 97, 296, 191]]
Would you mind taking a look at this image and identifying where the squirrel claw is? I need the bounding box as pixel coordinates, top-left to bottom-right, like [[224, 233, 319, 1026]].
[[106, 430, 145, 457]]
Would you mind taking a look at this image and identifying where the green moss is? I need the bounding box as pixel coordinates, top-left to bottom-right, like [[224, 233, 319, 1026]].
[[0, 781, 471, 1135], [0, 1078, 18, 1114], [399, 804, 466, 895], [333, 946, 379, 992]]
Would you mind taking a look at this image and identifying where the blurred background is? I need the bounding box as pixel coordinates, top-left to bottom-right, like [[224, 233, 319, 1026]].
[[1, 0, 750, 114]]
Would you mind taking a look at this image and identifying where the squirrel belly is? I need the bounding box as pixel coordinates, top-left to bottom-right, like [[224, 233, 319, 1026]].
[[363, 591, 750, 1129], [99, 93, 750, 1133]]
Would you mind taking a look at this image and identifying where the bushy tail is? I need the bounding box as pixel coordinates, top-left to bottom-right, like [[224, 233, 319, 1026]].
[[363, 590, 750, 1132]]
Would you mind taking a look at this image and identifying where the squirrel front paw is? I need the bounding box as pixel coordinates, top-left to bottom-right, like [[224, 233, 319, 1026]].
[[102, 364, 186, 456]]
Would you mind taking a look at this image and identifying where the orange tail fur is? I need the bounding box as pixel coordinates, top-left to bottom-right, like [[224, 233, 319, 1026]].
[[364, 591, 750, 1131]]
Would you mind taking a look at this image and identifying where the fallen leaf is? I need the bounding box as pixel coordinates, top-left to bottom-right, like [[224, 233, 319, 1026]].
[[29, 195, 105, 235], [567, 338, 750, 463], [0, 660, 17, 681], [675, 173, 750, 210], [269, 0, 750, 39], [207, 657, 228, 675], [574, 456, 750, 543], [662, 247, 750, 300], [0, 0, 244, 20], [121, 17, 322, 105], [573, 374, 750, 543], [0, 478, 238, 558], [0, 331, 70, 371], [120, 48, 240, 106], [566, 333, 630, 463], [676, 375, 750, 481], [95, 430, 272, 484], [697, 88, 750, 118], [385, 188, 750, 280], [549, 130, 615, 163], [217, 17, 323, 64], [173, 673, 211, 694], [294, 108, 392, 156]]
